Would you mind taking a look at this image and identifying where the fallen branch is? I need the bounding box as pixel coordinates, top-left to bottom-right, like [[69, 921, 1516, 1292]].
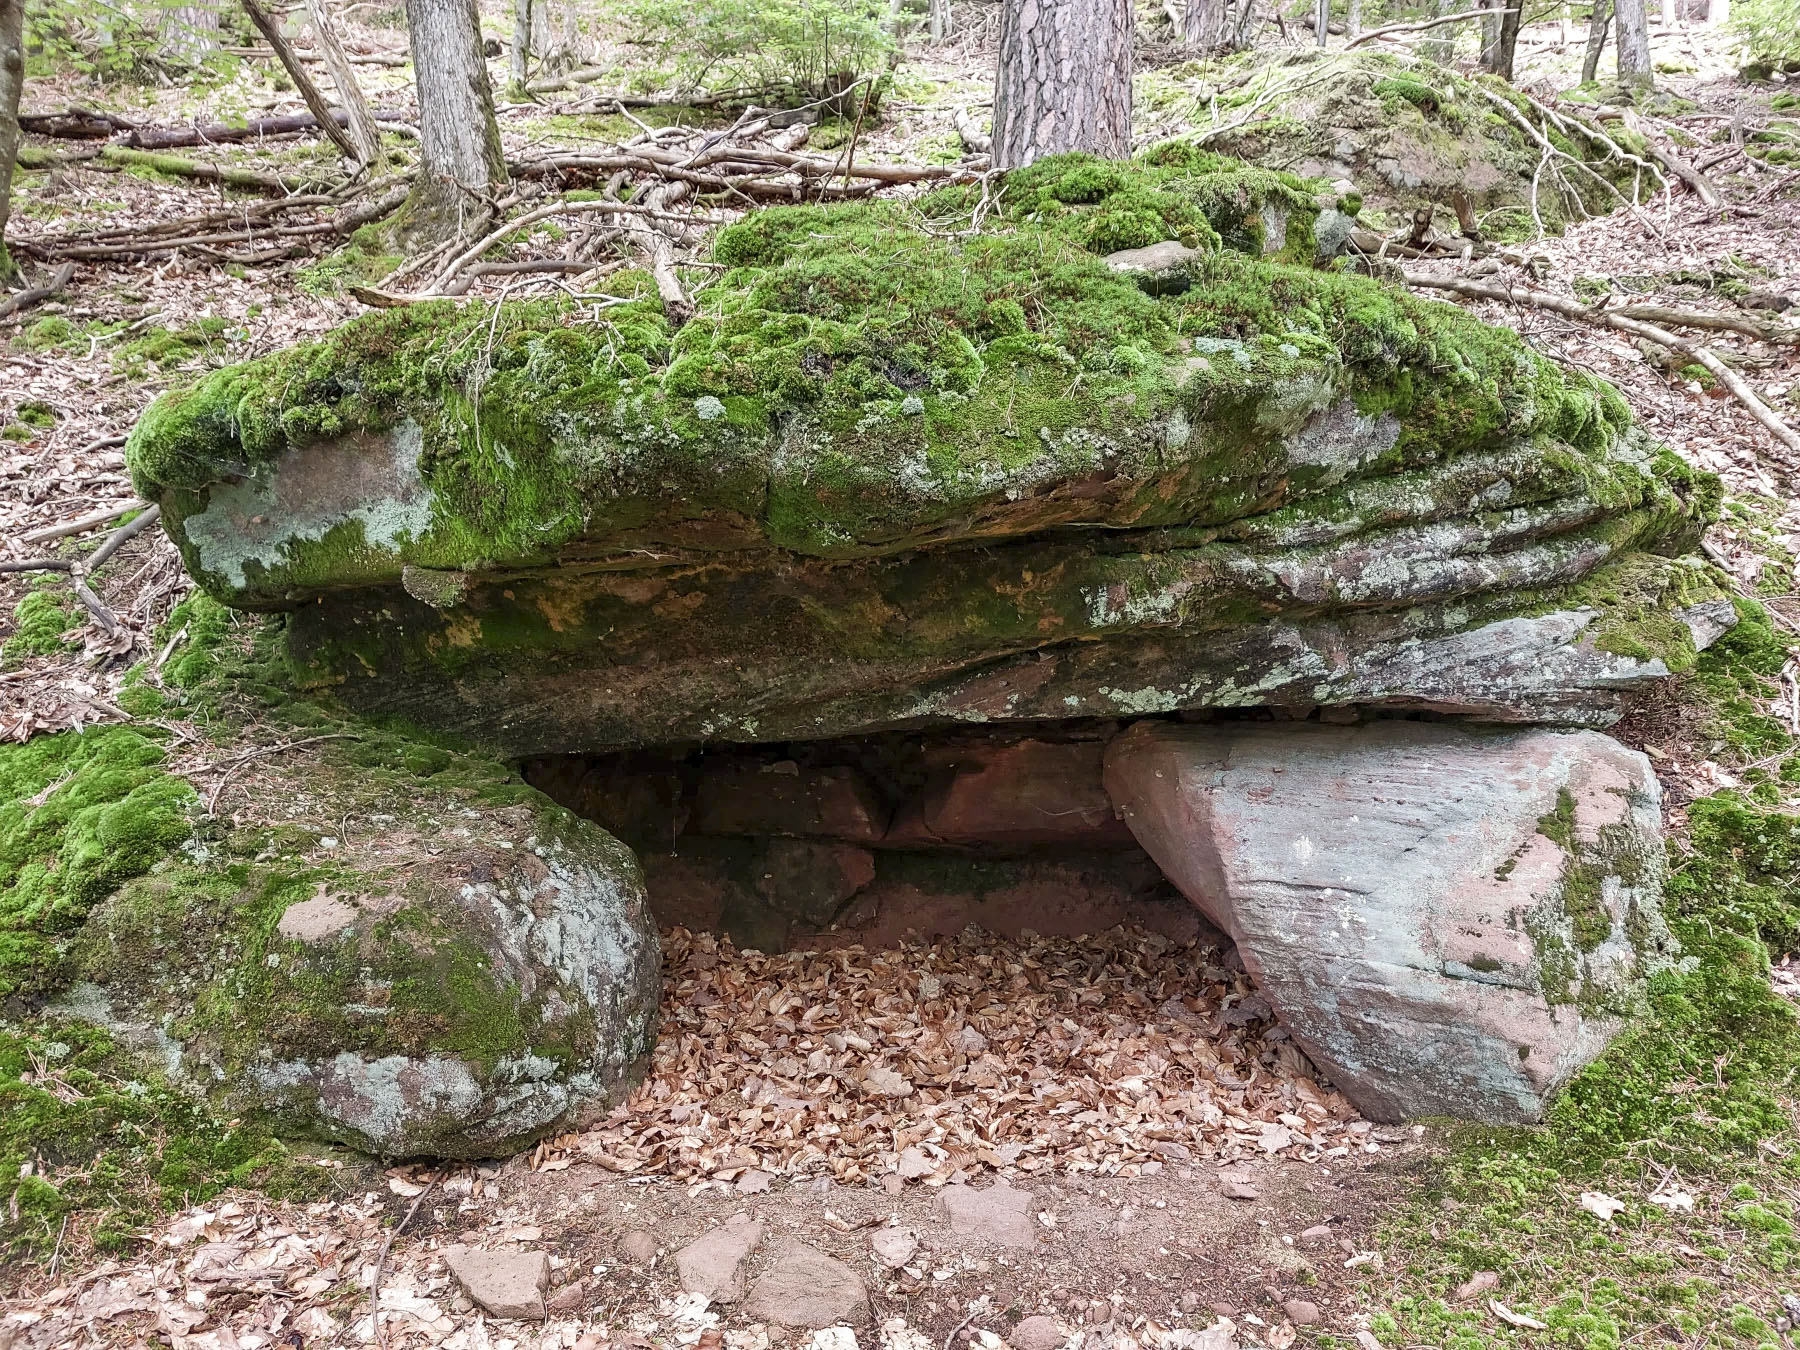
[[430, 196, 731, 292], [97, 145, 317, 195], [17, 108, 137, 139], [0, 505, 162, 642], [0, 263, 76, 322], [1345, 7, 1514, 46], [20, 500, 146, 546], [121, 110, 412, 151], [1402, 271, 1800, 465], [1612, 303, 1799, 345]]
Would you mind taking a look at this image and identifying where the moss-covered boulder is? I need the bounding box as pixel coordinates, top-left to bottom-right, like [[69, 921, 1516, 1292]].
[[126, 156, 1724, 756], [1139, 52, 1642, 238], [6, 720, 661, 1160]]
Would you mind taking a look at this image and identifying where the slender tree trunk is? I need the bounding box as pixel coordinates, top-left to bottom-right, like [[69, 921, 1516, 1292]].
[[1314, 0, 1328, 44], [303, 0, 382, 166], [1582, 0, 1610, 78], [241, 0, 365, 162], [1227, 0, 1256, 48], [991, 0, 1133, 171], [0, 0, 21, 280], [1706, 0, 1727, 25], [1659, 0, 1675, 23], [510, 0, 532, 91], [1346, 0, 1361, 38], [1488, 0, 1522, 76], [400, 0, 507, 244], [1419, 0, 1460, 62], [1479, 0, 1501, 65], [1614, 0, 1653, 88]]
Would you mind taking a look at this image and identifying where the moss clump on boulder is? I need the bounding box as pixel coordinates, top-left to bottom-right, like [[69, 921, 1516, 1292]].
[[1139, 51, 1645, 240], [2, 702, 663, 1164]]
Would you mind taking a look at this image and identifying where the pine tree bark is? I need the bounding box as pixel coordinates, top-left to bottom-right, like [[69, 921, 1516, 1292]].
[[1613, 0, 1653, 88], [399, 0, 506, 244], [0, 0, 21, 279], [992, 0, 1134, 171], [1184, 0, 1225, 45], [1345, 0, 1361, 38]]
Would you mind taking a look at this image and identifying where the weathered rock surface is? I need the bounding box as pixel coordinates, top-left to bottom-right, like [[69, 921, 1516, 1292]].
[[127, 157, 1722, 756], [676, 1214, 763, 1303], [884, 740, 1135, 851], [1104, 720, 1670, 1122], [939, 1180, 1037, 1248], [445, 1245, 550, 1319], [43, 740, 662, 1160], [742, 1240, 870, 1328], [1184, 51, 1638, 236]]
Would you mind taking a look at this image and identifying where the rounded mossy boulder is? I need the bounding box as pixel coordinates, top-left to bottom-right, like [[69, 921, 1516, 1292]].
[[11, 724, 662, 1161]]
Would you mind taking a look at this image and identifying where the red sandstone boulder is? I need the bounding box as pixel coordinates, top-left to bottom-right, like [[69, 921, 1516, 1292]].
[[1103, 720, 1670, 1124], [691, 760, 889, 842], [884, 739, 1136, 851]]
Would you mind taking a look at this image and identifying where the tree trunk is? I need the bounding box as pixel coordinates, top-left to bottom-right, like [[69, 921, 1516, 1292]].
[[1185, 0, 1226, 45], [1419, 0, 1460, 62], [1346, 0, 1361, 39], [1582, 0, 1610, 77], [400, 0, 506, 244], [1706, 0, 1727, 25], [303, 0, 383, 166], [1479, 0, 1501, 66], [0, 0, 21, 280], [1227, 0, 1256, 49], [1490, 0, 1522, 76], [510, 0, 532, 92], [1658, 0, 1675, 23], [991, 0, 1134, 171], [1314, 0, 1329, 44], [161, 2, 223, 68], [242, 0, 364, 162], [1613, 0, 1653, 89]]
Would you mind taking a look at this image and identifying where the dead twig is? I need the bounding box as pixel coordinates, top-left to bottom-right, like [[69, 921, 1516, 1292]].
[[370, 1178, 437, 1350], [21, 500, 147, 546], [1345, 7, 1515, 46], [0, 263, 77, 322]]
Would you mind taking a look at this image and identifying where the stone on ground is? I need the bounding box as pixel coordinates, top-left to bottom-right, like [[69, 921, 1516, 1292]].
[[444, 1245, 549, 1320], [1105, 720, 1671, 1123], [1284, 1300, 1322, 1326], [676, 1214, 764, 1303], [619, 1230, 659, 1263], [743, 1239, 871, 1328], [869, 1226, 919, 1269], [938, 1181, 1037, 1248], [1010, 1315, 1069, 1350]]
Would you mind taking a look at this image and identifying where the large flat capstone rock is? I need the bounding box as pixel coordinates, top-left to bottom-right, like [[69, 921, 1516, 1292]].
[[1103, 720, 1671, 1123], [124, 156, 1725, 756]]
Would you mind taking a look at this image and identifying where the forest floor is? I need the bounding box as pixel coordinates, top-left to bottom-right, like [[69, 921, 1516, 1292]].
[[4, 8, 1800, 1350]]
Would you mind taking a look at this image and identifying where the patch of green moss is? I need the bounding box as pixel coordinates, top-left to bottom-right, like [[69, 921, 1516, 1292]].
[[0, 726, 197, 997], [18, 315, 75, 351], [1372, 75, 1440, 112], [0, 1023, 334, 1260], [3, 585, 79, 664]]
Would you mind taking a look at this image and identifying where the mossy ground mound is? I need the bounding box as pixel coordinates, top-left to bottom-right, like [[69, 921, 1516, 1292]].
[[1139, 51, 1645, 240]]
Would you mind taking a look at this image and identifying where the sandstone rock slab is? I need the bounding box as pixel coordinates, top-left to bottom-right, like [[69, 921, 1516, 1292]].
[[757, 839, 876, 925], [676, 1214, 763, 1303], [743, 1240, 870, 1328], [1105, 720, 1671, 1123], [938, 1181, 1036, 1248], [1011, 1316, 1069, 1350], [694, 761, 888, 843], [884, 740, 1135, 851], [445, 1245, 549, 1320]]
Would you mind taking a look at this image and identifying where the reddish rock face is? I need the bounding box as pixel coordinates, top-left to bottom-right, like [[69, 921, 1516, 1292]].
[[756, 839, 876, 926], [1104, 720, 1670, 1125], [692, 760, 889, 843], [885, 739, 1137, 851]]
